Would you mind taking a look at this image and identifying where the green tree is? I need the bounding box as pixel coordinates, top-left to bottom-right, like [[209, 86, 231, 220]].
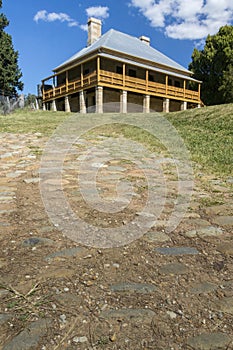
[[189, 25, 233, 106], [0, 0, 23, 96]]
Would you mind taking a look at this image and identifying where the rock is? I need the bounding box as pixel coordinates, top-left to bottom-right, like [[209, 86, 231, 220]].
[[0, 314, 12, 326], [2, 318, 51, 350], [38, 268, 75, 280], [183, 218, 211, 229], [22, 237, 55, 247], [154, 247, 199, 255], [190, 282, 218, 294], [213, 297, 233, 314], [45, 247, 85, 261], [100, 308, 155, 321], [217, 242, 233, 255], [159, 262, 189, 275], [187, 332, 231, 350], [110, 283, 157, 294], [23, 178, 40, 184], [184, 226, 223, 238], [205, 204, 233, 216], [73, 336, 88, 343], [212, 216, 233, 228], [166, 311, 177, 319], [143, 231, 170, 243]]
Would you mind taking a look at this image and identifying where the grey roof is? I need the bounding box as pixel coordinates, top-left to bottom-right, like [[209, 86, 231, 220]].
[[54, 29, 191, 75]]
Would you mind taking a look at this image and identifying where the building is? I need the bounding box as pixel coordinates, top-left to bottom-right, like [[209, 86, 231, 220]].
[[41, 18, 202, 113]]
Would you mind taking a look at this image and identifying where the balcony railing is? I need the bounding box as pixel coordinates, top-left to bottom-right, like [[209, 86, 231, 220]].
[[43, 69, 200, 103]]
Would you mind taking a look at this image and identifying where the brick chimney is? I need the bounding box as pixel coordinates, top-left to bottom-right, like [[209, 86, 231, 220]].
[[87, 18, 102, 46], [139, 35, 150, 46]]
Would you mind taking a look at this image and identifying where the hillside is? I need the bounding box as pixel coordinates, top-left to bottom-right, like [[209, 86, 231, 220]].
[[0, 103, 232, 176], [0, 103, 232, 349]]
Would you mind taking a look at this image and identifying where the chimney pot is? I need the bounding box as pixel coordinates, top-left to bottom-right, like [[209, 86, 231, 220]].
[[87, 17, 102, 46], [139, 35, 150, 46]]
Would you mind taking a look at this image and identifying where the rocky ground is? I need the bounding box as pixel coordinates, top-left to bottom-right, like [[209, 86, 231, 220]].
[[0, 131, 233, 350]]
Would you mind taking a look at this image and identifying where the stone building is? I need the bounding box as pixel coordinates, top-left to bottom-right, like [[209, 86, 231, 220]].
[[41, 18, 202, 113]]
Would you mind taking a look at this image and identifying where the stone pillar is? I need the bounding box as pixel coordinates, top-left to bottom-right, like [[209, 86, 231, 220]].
[[42, 103, 46, 111], [181, 101, 187, 111], [143, 95, 150, 113], [51, 100, 57, 112], [163, 98, 170, 113], [197, 103, 201, 108], [79, 90, 86, 114], [95, 86, 103, 113], [120, 90, 127, 113], [65, 96, 71, 113]]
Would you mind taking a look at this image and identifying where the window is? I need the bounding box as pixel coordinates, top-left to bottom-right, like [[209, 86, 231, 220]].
[[116, 66, 123, 74], [168, 78, 172, 85], [174, 80, 181, 88], [84, 68, 90, 75], [129, 69, 136, 78], [149, 74, 154, 82]]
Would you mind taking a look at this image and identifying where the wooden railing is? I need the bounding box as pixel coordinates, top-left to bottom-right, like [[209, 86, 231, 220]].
[[43, 69, 200, 103]]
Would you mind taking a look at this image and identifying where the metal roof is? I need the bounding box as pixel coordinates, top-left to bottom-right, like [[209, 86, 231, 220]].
[[54, 29, 191, 75]]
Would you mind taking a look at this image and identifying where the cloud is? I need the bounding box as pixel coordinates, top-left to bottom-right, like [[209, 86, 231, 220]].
[[130, 0, 233, 39], [33, 10, 78, 27], [85, 6, 109, 20]]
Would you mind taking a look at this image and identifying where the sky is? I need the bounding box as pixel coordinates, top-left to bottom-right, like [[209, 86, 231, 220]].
[[2, 0, 233, 95]]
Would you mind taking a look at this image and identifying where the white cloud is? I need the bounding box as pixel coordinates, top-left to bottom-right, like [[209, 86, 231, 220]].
[[33, 10, 78, 27], [130, 0, 233, 39], [86, 6, 109, 20], [80, 24, 88, 32]]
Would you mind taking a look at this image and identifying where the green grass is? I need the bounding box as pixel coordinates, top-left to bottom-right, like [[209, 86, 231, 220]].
[[0, 108, 69, 135], [0, 104, 232, 176], [166, 103, 232, 176]]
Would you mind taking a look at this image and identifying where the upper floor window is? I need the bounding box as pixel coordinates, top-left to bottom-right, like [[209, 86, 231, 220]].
[[84, 68, 90, 75], [174, 80, 181, 88], [129, 69, 136, 78], [116, 66, 123, 74], [149, 74, 154, 82]]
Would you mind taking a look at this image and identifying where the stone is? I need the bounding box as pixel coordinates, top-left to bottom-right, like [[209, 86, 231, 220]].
[[143, 231, 170, 243], [39, 268, 75, 280], [45, 247, 85, 260], [190, 282, 218, 294], [187, 332, 231, 350], [0, 314, 12, 326], [73, 336, 88, 343], [2, 318, 51, 350], [159, 262, 189, 275], [212, 216, 233, 228], [205, 204, 233, 216], [23, 178, 40, 184], [184, 226, 223, 238], [155, 247, 199, 255], [22, 237, 55, 247], [100, 308, 155, 321], [213, 297, 233, 314], [184, 218, 211, 228], [110, 283, 157, 294], [217, 242, 233, 255]]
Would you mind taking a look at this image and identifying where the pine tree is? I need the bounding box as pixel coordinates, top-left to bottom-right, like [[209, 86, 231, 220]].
[[0, 0, 23, 96]]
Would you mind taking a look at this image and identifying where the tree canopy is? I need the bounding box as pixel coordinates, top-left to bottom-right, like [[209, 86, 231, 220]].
[[189, 25, 233, 106], [0, 0, 23, 96]]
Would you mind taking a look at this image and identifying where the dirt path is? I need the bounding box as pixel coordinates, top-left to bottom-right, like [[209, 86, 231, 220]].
[[0, 131, 233, 350]]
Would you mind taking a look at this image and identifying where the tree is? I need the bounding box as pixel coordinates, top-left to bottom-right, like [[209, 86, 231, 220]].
[[0, 0, 23, 96], [189, 25, 233, 106]]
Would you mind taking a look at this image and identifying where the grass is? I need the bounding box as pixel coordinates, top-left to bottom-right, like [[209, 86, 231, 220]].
[[0, 104, 232, 176], [0, 108, 69, 135]]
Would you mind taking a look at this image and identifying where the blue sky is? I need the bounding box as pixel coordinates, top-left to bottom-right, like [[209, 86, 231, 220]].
[[2, 0, 233, 95]]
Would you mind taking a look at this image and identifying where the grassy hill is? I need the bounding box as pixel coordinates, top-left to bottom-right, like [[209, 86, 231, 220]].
[[0, 103, 232, 176]]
